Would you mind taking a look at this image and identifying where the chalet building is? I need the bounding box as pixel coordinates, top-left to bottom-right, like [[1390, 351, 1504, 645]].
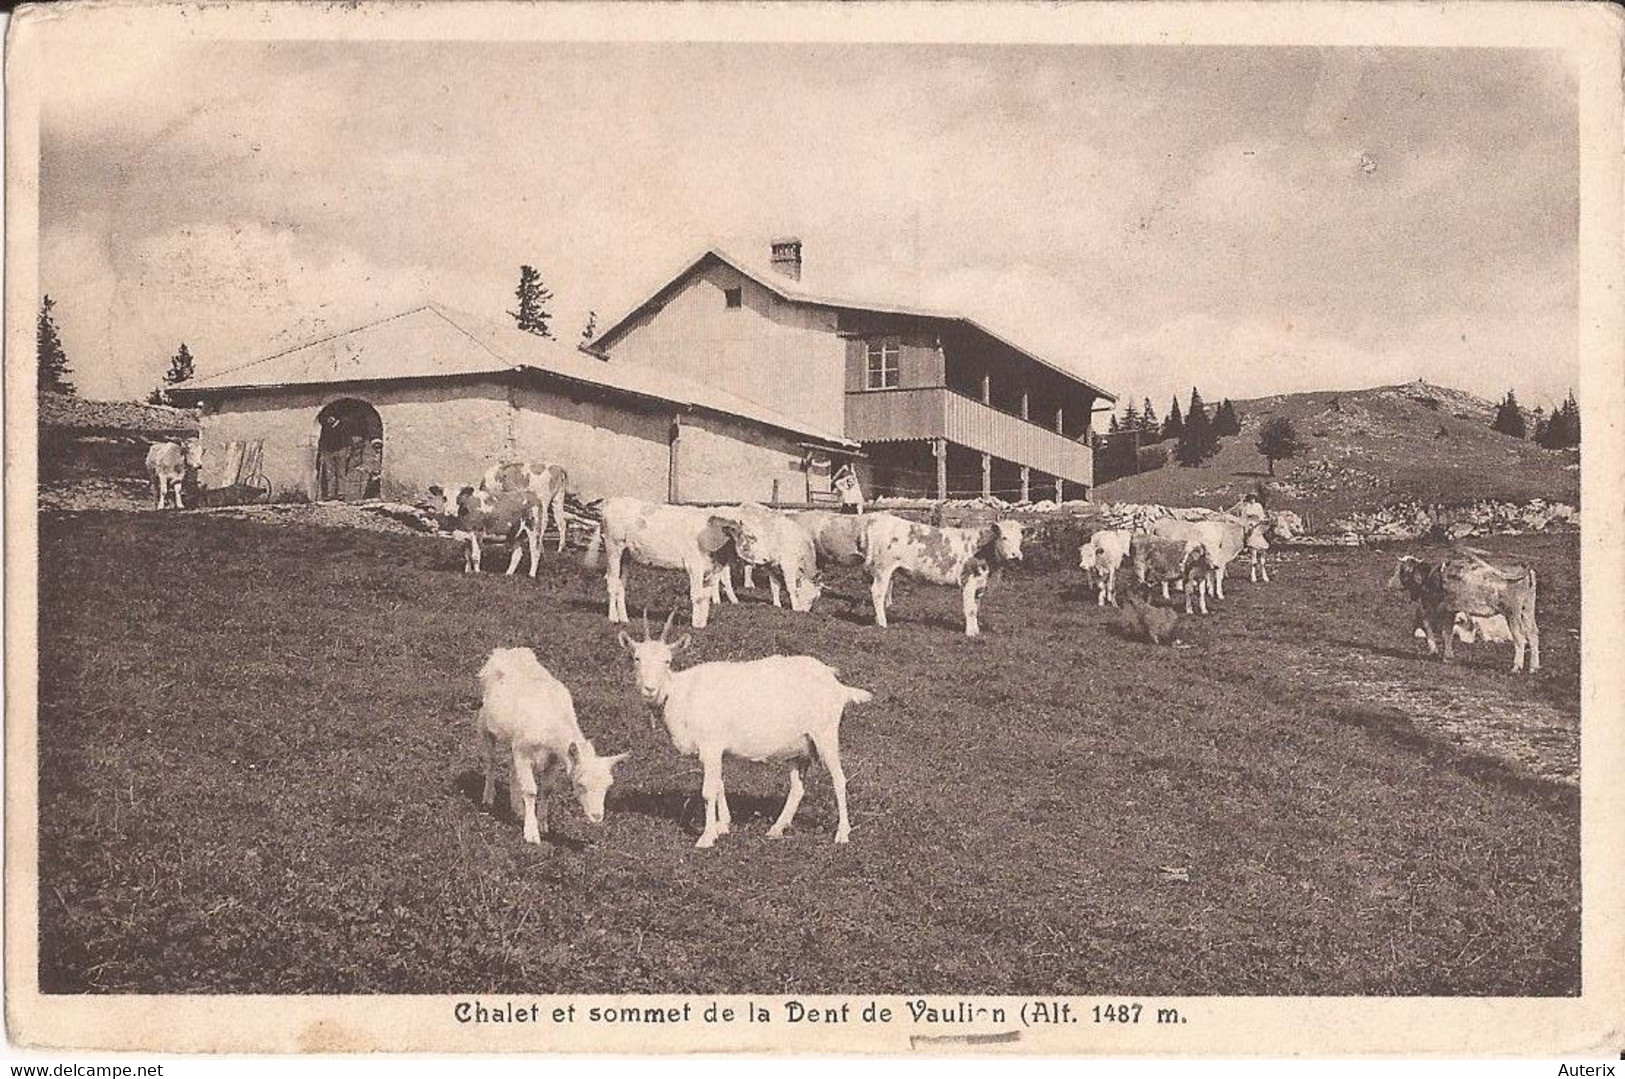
[[180, 304, 855, 506], [589, 239, 1115, 501]]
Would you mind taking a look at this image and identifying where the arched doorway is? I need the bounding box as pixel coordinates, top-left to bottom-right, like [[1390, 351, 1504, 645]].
[[315, 398, 383, 501]]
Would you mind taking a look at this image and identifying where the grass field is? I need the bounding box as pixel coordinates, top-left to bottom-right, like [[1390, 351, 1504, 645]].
[[37, 511, 1580, 995]]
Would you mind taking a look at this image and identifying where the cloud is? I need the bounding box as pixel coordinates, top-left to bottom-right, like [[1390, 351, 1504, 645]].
[[36, 40, 1578, 412]]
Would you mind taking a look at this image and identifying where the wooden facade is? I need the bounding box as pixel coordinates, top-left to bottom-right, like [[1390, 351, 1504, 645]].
[[593, 247, 1113, 502]]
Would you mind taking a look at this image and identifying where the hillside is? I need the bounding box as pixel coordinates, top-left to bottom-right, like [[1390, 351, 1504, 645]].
[[1098, 380, 1579, 519]]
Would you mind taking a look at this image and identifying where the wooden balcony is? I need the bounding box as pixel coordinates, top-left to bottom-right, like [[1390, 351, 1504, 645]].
[[846, 386, 1093, 486]]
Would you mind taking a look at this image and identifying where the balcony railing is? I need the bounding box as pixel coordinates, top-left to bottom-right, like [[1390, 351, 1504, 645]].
[[846, 386, 1093, 486]]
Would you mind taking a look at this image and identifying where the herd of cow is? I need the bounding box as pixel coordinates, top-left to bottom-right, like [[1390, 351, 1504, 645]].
[[138, 443, 1547, 849]]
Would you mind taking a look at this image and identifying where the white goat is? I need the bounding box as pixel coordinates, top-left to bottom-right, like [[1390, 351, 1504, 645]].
[[475, 647, 629, 844], [619, 612, 871, 848]]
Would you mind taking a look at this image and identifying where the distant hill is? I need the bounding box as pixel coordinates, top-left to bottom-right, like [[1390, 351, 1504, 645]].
[[1098, 380, 1579, 518]]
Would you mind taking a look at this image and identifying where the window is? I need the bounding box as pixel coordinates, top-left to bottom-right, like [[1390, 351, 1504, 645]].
[[865, 339, 901, 390], [723, 287, 742, 309]]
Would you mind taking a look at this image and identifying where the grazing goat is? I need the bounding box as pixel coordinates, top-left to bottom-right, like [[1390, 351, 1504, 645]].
[[620, 612, 871, 848], [863, 514, 1025, 636], [475, 647, 629, 844], [146, 440, 204, 509], [1389, 550, 1540, 672], [1079, 528, 1132, 607]]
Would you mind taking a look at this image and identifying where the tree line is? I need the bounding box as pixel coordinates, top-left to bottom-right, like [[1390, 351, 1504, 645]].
[[1491, 388, 1580, 450], [1105, 389, 1252, 468]]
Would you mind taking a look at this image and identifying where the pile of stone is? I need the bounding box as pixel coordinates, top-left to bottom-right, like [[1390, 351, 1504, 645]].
[[1095, 502, 1227, 532], [1326, 498, 1578, 543]]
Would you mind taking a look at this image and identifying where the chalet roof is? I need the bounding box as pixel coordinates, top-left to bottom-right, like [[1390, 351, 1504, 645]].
[[179, 304, 854, 448], [589, 246, 1116, 402]]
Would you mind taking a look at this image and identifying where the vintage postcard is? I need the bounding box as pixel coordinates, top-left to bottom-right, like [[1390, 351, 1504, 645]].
[[5, 0, 1622, 1058]]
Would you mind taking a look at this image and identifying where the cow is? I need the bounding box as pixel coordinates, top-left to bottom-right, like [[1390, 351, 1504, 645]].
[[425, 482, 543, 576], [862, 514, 1024, 637], [584, 498, 739, 629], [482, 460, 572, 552], [1079, 528, 1132, 607], [1388, 551, 1540, 673], [709, 504, 822, 613], [790, 509, 870, 569], [1151, 514, 1266, 600], [145, 440, 204, 509], [1128, 533, 1214, 615]]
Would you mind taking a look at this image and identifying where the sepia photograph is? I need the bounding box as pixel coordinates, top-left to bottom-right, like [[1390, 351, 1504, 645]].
[[5, 0, 1622, 1058]]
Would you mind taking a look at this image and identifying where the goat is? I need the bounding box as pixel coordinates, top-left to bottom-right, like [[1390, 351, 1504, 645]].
[[619, 611, 871, 848], [475, 647, 629, 844]]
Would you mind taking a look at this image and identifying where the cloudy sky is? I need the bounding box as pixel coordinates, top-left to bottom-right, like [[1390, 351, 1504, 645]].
[[40, 39, 1577, 414]]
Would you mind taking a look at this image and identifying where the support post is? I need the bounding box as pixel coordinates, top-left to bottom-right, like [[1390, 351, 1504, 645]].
[[934, 438, 947, 501], [1020, 465, 1030, 502], [1020, 391, 1030, 422], [1055, 407, 1065, 435], [668, 415, 682, 503], [1056, 477, 1065, 503], [981, 374, 991, 405], [981, 452, 991, 499]]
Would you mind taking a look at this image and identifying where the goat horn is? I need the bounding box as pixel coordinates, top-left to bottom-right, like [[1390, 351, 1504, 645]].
[[660, 609, 678, 641], [642, 607, 652, 640]]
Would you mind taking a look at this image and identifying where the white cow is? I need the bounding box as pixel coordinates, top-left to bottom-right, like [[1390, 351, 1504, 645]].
[[1079, 528, 1132, 607], [585, 498, 737, 629], [1151, 514, 1265, 600], [620, 612, 870, 848], [475, 647, 629, 844], [709, 504, 822, 613], [863, 514, 1025, 637], [145, 440, 204, 509]]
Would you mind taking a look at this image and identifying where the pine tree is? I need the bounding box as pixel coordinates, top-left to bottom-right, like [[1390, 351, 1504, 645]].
[[1122, 401, 1141, 433], [580, 310, 598, 344], [1490, 390, 1526, 439], [38, 295, 74, 396], [1162, 397, 1184, 442], [510, 265, 554, 338], [1108, 413, 1121, 435], [1142, 397, 1158, 439], [1213, 399, 1241, 437], [1175, 388, 1218, 466], [1256, 417, 1305, 475], [149, 343, 196, 404], [1544, 391, 1581, 450]]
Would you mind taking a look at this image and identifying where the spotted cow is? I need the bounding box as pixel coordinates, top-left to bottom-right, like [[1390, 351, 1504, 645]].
[[425, 482, 544, 576], [482, 460, 571, 552], [862, 514, 1025, 637]]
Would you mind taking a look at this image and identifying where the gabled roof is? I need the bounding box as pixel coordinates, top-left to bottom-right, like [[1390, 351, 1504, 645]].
[[589, 246, 1116, 402], [180, 304, 854, 448]]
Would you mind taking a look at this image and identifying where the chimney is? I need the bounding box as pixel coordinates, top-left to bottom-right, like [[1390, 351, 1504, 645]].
[[770, 237, 803, 282]]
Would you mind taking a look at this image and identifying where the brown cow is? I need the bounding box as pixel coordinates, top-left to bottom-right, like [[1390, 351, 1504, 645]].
[[1388, 551, 1540, 673]]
